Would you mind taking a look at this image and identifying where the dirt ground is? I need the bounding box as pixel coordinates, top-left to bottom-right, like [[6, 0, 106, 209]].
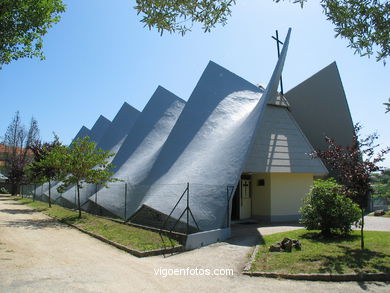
[[0, 194, 389, 293]]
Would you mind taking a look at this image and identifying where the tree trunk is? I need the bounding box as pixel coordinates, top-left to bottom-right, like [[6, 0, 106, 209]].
[[77, 183, 81, 219], [33, 183, 36, 201], [360, 207, 365, 250], [48, 180, 52, 208]]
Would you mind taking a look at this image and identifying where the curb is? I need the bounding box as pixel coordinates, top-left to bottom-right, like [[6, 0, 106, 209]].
[[9, 196, 183, 257], [243, 243, 390, 282], [243, 244, 260, 272], [64, 222, 183, 257], [242, 271, 390, 281], [109, 218, 187, 243]]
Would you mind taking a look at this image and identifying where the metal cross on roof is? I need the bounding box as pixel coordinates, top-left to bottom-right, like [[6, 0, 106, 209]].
[[272, 30, 284, 96]]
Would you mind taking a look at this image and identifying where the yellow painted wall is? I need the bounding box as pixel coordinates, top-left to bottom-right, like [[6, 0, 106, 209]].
[[270, 173, 313, 216], [250, 173, 271, 217]]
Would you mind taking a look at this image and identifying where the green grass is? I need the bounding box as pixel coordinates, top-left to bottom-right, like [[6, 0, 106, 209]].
[[13, 196, 179, 252], [251, 229, 390, 274]]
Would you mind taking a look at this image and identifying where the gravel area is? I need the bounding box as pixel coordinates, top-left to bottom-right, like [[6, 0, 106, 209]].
[[0, 195, 389, 293]]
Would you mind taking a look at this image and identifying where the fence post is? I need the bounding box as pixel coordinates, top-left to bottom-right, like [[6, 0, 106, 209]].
[[226, 186, 229, 228], [33, 184, 36, 201], [124, 183, 127, 221], [95, 184, 98, 215], [99, 185, 102, 216], [186, 182, 189, 234]]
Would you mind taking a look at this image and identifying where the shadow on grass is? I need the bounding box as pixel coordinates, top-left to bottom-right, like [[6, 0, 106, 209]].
[[299, 232, 360, 243], [303, 246, 389, 274], [60, 215, 83, 224]]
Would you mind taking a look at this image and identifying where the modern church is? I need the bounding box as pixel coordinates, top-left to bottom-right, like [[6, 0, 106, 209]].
[[39, 29, 354, 247]]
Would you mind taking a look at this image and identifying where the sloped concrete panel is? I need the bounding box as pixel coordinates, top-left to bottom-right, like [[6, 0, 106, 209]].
[[88, 86, 186, 218], [135, 63, 265, 230], [44, 115, 112, 201], [88, 115, 111, 144], [71, 126, 90, 144], [40, 116, 111, 200], [135, 29, 292, 231], [97, 102, 140, 156], [59, 103, 140, 205], [285, 62, 354, 151]]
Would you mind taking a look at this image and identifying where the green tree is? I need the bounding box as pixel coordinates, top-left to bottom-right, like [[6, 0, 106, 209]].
[[26, 135, 63, 207], [136, 0, 389, 63], [54, 137, 117, 218], [385, 98, 390, 113], [2, 1, 388, 68], [319, 0, 389, 63], [0, 0, 66, 68], [371, 168, 390, 205], [313, 124, 390, 249], [300, 179, 361, 236], [134, 0, 235, 35]]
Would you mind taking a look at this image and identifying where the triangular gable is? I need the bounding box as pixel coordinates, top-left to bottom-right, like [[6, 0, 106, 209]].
[[267, 93, 290, 107], [243, 104, 327, 174]]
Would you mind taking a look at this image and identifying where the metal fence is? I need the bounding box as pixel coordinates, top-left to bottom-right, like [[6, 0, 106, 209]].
[[20, 181, 236, 234], [370, 196, 389, 211]]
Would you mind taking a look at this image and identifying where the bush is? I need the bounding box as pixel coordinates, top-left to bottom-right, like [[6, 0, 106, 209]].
[[0, 187, 9, 194], [299, 179, 361, 236]]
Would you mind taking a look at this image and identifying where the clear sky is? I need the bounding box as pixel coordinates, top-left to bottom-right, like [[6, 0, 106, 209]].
[[1, 0, 389, 166]]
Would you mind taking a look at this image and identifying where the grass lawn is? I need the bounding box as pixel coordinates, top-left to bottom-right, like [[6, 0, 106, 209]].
[[12, 196, 179, 252], [251, 229, 390, 275]]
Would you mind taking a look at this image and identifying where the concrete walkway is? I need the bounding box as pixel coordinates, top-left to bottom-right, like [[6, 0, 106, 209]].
[[0, 195, 389, 293], [359, 215, 390, 232]]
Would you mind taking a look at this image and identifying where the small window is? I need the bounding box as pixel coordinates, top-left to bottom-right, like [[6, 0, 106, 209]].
[[258, 179, 265, 186]]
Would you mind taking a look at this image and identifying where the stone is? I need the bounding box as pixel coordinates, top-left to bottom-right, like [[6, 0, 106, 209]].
[[269, 238, 302, 253], [281, 238, 293, 252], [269, 243, 282, 252], [374, 210, 385, 216], [292, 239, 302, 250]]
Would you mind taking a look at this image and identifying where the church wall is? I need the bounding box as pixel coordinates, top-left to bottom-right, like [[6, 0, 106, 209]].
[[270, 173, 313, 222], [251, 173, 271, 219]]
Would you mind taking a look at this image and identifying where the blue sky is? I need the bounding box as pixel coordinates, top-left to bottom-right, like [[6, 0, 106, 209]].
[[1, 0, 389, 166]]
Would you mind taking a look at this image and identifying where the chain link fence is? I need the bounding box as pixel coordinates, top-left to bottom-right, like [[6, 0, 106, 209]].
[[20, 181, 236, 234]]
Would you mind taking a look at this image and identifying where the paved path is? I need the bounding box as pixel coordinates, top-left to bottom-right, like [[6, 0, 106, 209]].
[[360, 215, 390, 231], [0, 195, 389, 293]]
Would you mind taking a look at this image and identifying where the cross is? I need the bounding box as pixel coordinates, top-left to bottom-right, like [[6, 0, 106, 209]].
[[272, 30, 284, 96]]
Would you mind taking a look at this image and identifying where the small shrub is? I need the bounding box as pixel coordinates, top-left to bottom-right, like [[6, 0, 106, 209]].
[[0, 187, 9, 194], [299, 179, 360, 236]]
